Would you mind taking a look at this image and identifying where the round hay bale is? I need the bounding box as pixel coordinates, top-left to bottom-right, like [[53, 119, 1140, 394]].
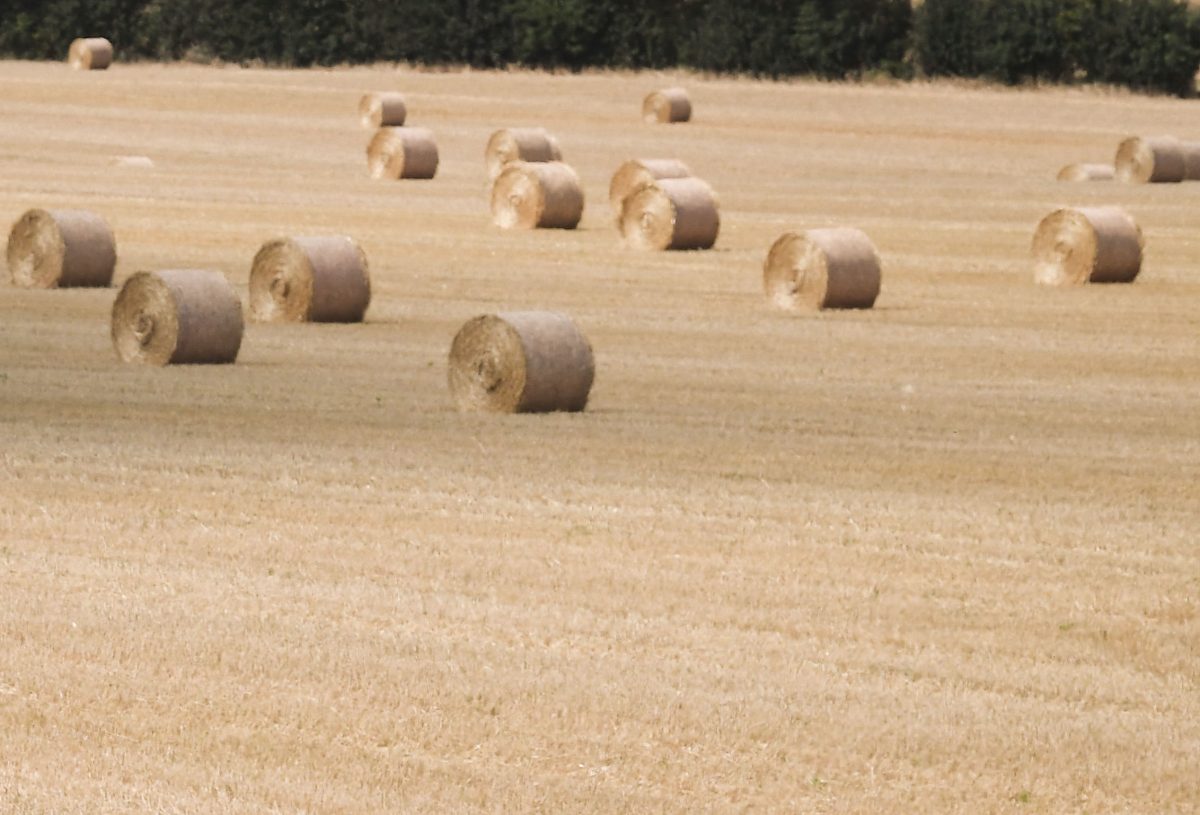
[[491, 161, 584, 230], [642, 88, 691, 124], [359, 92, 407, 128], [618, 177, 719, 251], [366, 127, 438, 180], [68, 37, 113, 70], [448, 311, 594, 414], [1115, 136, 1185, 183], [1031, 206, 1142, 286], [249, 236, 370, 323], [763, 228, 882, 311], [485, 128, 562, 181], [608, 158, 692, 218], [6, 208, 116, 288], [113, 155, 154, 169], [1056, 163, 1114, 182], [111, 270, 243, 365]]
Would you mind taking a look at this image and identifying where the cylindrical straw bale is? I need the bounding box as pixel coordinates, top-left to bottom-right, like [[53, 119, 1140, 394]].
[[491, 162, 584, 230], [619, 177, 719, 251], [1032, 206, 1142, 286], [366, 127, 439, 179], [608, 158, 692, 217], [249, 236, 370, 323], [485, 128, 562, 180], [1056, 163, 1114, 182], [448, 311, 594, 414], [68, 38, 113, 70], [359, 92, 407, 128], [763, 228, 882, 311], [1115, 136, 1185, 183], [642, 88, 692, 124], [111, 270, 243, 365], [6, 208, 116, 288]]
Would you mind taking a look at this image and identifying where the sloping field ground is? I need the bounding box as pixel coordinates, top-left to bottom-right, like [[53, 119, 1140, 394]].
[[0, 61, 1197, 813]]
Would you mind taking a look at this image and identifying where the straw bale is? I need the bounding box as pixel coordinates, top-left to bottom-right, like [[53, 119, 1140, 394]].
[[68, 38, 112, 70], [359, 92, 407, 128], [618, 177, 718, 250], [111, 270, 243, 365], [1115, 136, 1185, 183], [1056, 163, 1114, 182], [485, 128, 562, 180], [491, 161, 584, 230], [6, 208, 116, 288], [1032, 206, 1142, 286], [366, 127, 439, 179], [448, 311, 594, 413], [608, 158, 692, 218], [642, 88, 691, 123], [763, 228, 881, 310], [250, 236, 370, 323]]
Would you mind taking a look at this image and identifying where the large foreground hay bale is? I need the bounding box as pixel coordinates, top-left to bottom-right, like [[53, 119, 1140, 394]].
[[485, 128, 562, 180], [6, 208, 116, 288], [359, 92, 407, 128], [112, 270, 243, 365], [250, 236, 370, 323], [764, 228, 882, 311], [642, 88, 691, 123], [619, 177, 719, 251], [1115, 136, 1185, 183], [448, 311, 594, 413], [68, 38, 113, 70], [491, 162, 584, 230], [1032, 206, 1142, 286], [366, 127, 439, 179], [1057, 163, 1114, 182], [608, 158, 692, 217]]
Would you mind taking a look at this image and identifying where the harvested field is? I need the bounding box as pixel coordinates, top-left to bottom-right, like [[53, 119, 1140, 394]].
[[0, 61, 1198, 813]]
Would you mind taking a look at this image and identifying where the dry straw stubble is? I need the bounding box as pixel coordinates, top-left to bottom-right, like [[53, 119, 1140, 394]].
[[764, 228, 882, 311], [1032, 206, 1143, 286], [643, 88, 692, 123], [619, 176, 719, 251], [359, 92, 407, 128], [68, 37, 113, 70], [366, 127, 439, 179], [608, 158, 692, 218], [6, 208, 116, 288], [491, 161, 584, 230], [485, 128, 562, 181], [448, 311, 594, 413], [1056, 163, 1114, 182], [1115, 136, 1185, 183], [111, 270, 243, 365], [250, 236, 370, 323]]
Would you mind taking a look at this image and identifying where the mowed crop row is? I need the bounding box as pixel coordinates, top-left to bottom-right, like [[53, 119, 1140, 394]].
[[0, 61, 1197, 813]]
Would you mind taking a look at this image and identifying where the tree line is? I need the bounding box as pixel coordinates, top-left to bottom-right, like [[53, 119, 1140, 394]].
[[2, 0, 1198, 97]]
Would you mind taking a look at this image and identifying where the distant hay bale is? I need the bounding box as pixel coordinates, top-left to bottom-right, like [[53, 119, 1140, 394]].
[[1032, 206, 1142, 286], [6, 208, 116, 288], [68, 37, 113, 70], [485, 128, 562, 181], [763, 228, 882, 311], [250, 236, 370, 323], [111, 270, 243, 365], [1115, 136, 1184, 183], [359, 92, 407, 128], [642, 88, 691, 124], [448, 311, 594, 413], [1056, 163, 1114, 182], [491, 161, 584, 230], [366, 127, 438, 179], [618, 176, 719, 251], [608, 158, 692, 217]]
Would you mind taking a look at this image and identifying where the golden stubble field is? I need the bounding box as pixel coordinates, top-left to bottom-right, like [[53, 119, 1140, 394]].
[[0, 60, 1197, 814]]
